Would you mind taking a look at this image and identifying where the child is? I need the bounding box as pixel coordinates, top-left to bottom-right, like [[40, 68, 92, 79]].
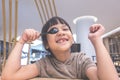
[[1, 17, 119, 80]]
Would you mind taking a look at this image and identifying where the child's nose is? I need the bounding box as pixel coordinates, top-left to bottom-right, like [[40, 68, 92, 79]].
[[57, 30, 65, 36]]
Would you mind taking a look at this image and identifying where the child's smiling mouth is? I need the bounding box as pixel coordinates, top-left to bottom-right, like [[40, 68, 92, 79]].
[[56, 38, 69, 44]]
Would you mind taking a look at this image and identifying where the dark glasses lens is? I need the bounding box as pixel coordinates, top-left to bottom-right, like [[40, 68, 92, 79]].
[[47, 28, 59, 34]]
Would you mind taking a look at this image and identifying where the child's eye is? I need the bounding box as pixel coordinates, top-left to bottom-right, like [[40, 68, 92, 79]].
[[63, 28, 69, 31]]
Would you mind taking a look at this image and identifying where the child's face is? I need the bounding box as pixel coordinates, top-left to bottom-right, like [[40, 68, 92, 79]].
[[46, 23, 73, 53]]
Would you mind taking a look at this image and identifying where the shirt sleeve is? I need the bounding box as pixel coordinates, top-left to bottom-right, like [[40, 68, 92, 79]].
[[82, 54, 96, 73], [35, 60, 41, 76], [82, 55, 96, 77], [77, 52, 96, 79]]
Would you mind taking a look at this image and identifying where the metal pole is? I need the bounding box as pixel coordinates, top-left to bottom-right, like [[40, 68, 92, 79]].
[[8, 0, 13, 55], [34, 0, 44, 25], [27, 43, 31, 64], [39, 0, 47, 22], [2, 0, 7, 68], [43, 0, 49, 19], [48, 0, 53, 17], [52, 0, 57, 16], [14, 0, 18, 45]]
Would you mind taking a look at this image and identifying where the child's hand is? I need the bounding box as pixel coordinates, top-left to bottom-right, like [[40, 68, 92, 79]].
[[19, 29, 40, 44], [88, 24, 105, 41]]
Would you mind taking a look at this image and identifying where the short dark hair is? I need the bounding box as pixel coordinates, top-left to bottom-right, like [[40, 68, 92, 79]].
[[41, 16, 72, 52]]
